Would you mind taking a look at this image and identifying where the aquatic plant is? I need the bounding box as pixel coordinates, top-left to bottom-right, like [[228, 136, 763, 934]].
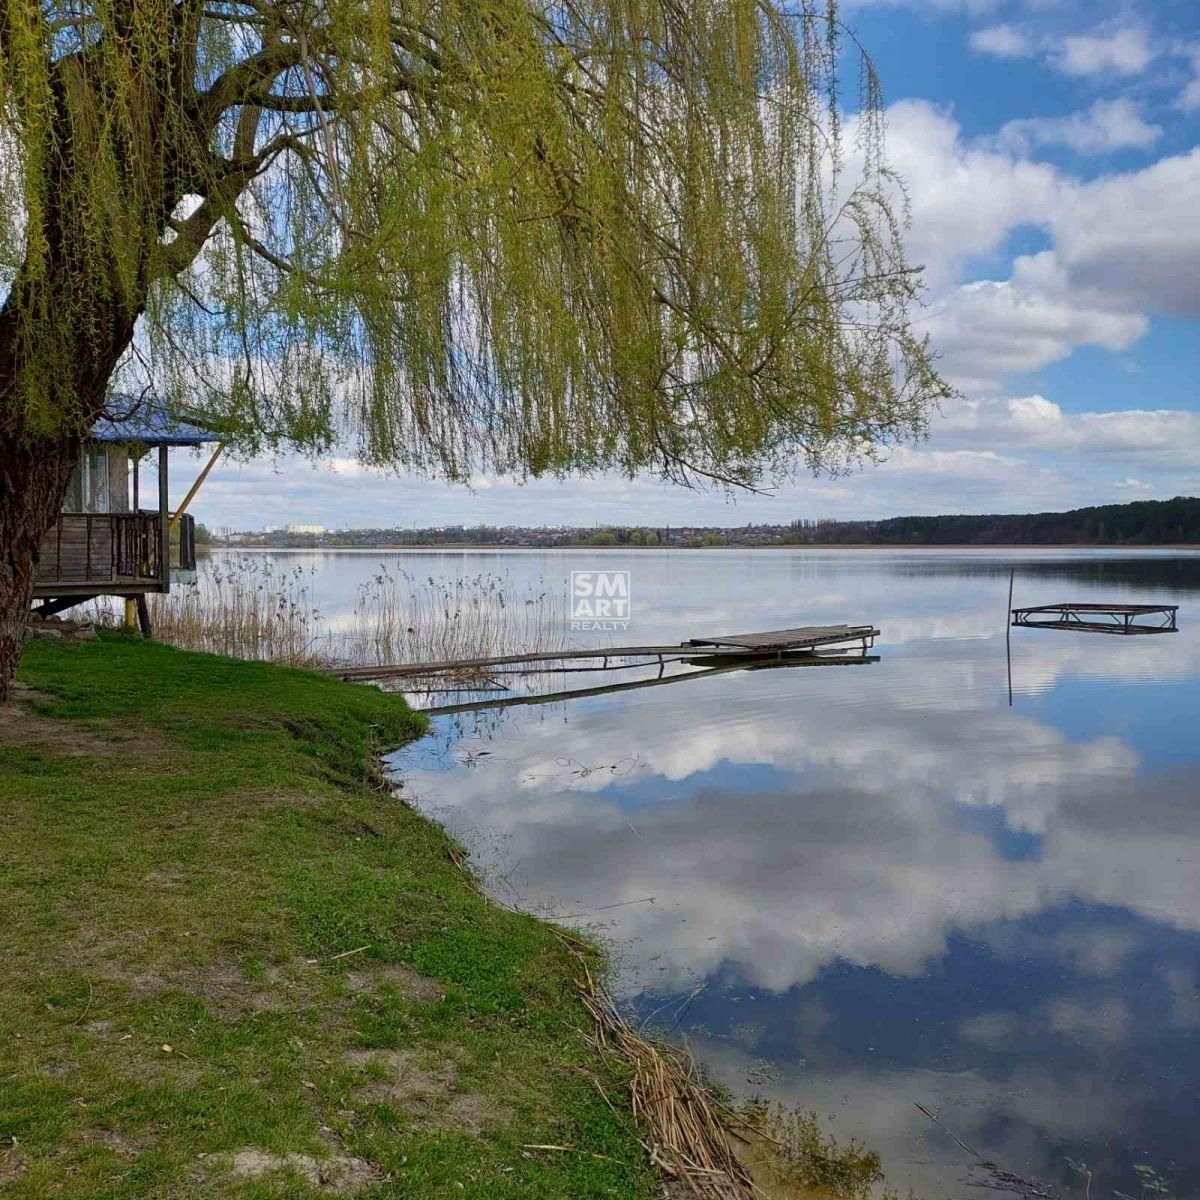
[[90, 557, 569, 673], [736, 1100, 886, 1200], [148, 559, 325, 667], [340, 565, 570, 669], [1133, 1164, 1174, 1200]]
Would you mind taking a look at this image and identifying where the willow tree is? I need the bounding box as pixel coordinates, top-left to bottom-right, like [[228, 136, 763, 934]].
[[0, 0, 947, 694]]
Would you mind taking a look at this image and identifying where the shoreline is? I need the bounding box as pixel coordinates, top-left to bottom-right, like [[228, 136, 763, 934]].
[[3, 636, 662, 1198], [3, 635, 876, 1199]]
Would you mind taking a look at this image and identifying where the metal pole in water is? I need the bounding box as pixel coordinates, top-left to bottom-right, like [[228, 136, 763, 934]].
[[1006, 568, 1015, 707]]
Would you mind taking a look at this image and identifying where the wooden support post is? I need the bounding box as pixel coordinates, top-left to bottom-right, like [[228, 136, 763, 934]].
[[135, 595, 152, 639], [170, 443, 224, 530], [158, 445, 170, 587], [124, 598, 138, 631]]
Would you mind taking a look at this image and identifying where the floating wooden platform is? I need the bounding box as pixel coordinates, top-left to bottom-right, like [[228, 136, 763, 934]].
[[331, 624, 879, 681], [1012, 602, 1178, 635], [687, 625, 874, 652]]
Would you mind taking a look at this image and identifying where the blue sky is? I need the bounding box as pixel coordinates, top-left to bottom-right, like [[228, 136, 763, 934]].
[[187, 0, 1200, 532]]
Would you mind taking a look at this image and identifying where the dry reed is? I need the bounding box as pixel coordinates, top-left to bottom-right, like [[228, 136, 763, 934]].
[[575, 962, 757, 1200], [574, 972, 888, 1200], [95, 557, 569, 672], [147, 559, 325, 667], [338, 565, 569, 668]]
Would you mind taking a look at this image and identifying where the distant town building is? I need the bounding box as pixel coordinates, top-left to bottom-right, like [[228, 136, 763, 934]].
[[285, 523, 325, 535]]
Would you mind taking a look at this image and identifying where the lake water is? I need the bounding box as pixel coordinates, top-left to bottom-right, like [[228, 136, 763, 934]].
[[228, 547, 1200, 1199]]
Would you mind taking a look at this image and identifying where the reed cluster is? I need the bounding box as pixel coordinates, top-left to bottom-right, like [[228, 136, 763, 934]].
[[340, 566, 568, 668], [146, 559, 325, 667], [94, 557, 569, 672]]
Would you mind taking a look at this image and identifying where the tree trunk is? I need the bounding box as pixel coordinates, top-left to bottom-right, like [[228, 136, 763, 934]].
[[0, 426, 83, 700], [0, 268, 149, 699], [0, 12, 207, 697]]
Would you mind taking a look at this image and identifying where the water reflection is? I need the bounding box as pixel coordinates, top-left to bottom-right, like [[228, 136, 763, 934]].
[[364, 549, 1200, 1198]]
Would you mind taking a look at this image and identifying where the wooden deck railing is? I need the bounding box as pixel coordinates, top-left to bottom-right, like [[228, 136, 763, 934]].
[[35, 511, 165, 591], [114, 512, 163, 580]]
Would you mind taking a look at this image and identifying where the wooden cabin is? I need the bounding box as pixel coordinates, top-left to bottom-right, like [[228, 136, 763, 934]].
[[32, 405, 221, 621]]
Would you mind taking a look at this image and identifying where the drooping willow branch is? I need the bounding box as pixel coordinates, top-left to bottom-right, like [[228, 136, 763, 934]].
[[0, 0, 950, 484]]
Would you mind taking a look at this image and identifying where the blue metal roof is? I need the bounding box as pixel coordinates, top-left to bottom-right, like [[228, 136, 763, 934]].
[[90, 397, 224, 446]]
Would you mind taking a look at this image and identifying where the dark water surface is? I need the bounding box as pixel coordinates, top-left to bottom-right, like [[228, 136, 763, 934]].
[[256, 548, 1200, 1198]]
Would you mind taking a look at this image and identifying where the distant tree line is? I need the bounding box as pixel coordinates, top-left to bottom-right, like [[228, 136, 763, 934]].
[[214, 497, 1200, 550], [780, 497, 1200, 546]]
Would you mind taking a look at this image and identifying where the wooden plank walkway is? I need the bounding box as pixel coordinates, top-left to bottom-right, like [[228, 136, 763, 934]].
[[330, 623, 879, 681], [687, 625, 875, 651], [1012, 602, 1178, 635]]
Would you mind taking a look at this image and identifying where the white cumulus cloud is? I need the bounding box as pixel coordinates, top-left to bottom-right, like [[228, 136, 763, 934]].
[[933, 395, 1200, 472], [1046, 147, 1200, 318], [850, 100, 1062, 287], [970, 19, 1156, 78], [1056, 24, 1155, 77], [995, 98, 1162, 157], [927, 278, 1147, 391], [970, 24, 1033, 59]]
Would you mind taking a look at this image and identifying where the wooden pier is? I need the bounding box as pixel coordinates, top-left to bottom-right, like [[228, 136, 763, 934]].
[[331, 623, 879, 682], [1011, 602, 1178, 635], [419, 649, 880, 716]]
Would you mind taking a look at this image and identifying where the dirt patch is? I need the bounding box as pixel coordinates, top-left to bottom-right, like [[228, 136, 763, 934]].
[[0, 685, 164, 758], [442, 1091, 514, 1136], [0, 1148, 26, 1184], [77, 1128, 148, 1157], [344, 963, 443, 1003], [345, 1048, 457, 1105], [76, 949, 324, 1022], [212, 1148, 381, 1194], [179, 957, 300, 1018], [146, 955, 329, 1020], [345, 1049, 512, 1134], [40, 1056, 80, 1079]]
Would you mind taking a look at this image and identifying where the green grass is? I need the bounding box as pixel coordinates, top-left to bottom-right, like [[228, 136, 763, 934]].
[[1, 634, 657, 1198]]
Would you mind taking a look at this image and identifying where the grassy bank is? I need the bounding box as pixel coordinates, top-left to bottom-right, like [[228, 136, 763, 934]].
[[1, 635, 658, 1198]]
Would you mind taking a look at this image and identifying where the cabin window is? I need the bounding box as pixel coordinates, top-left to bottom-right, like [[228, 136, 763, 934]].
[[62, 461, 83, 510], [62, 447, 130, 513], [107, 449, 131, 513], [85, 449, 110, 511], [62, 453, 105, 511]]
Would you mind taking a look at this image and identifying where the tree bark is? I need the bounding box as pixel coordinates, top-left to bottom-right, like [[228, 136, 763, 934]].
[[0, 423, 84, 700], [0, 283, 134, 697], [0, 25, 171, 697]]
